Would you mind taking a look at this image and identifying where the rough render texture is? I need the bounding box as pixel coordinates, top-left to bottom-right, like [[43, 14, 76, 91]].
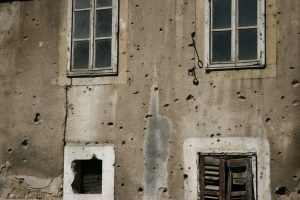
[[0, 0, 299, 200]]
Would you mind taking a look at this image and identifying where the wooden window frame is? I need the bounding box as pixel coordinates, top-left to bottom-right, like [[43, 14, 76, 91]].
[[67, 0, 119, 77], [204, 0, 265, 71], [198, 153, 257, 200]]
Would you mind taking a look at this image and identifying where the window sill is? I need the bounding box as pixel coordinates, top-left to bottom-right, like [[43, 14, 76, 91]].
[[206, 63, 265, 72], [67, 70, 118, 78]]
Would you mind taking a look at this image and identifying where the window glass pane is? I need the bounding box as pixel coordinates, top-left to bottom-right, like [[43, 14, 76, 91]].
[[73, 41, 89, 69], [96, 9, 112, 38], [74, 0, 90, 9], [95, 39, 111, 68], [96, 0, 112, 7], [212, 0, 231, 29], [238, 0, 257, 27], [74, 11, 90, 39], [212, 31, 231, 62], [238, 29, 257, 60]]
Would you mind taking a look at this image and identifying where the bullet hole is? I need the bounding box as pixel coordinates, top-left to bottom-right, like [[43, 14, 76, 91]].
[[291, 79, 299, 87], [121, 183, 125, 187], [145, 114, 153, 118], [216, 133, 221, 136], [138, 187, 144, 192], [183, 174, 188, 179], [107, 122, 114, 126], [135, 4, 139, 7], [164, 104, 170, 107], [119, 126, 123, 129], [23, 36, 28, 40], [154, 87, 159, 91], [21, 139, 28, 146], [8, 148, 12, 153], [217, 139, 220, 142], [144, 127, 147, 130], [145, 74, 148, 78], [238, 95, 246, 100], [159, 28, 163, 32], [210, 134, 214, 138], [174, 99, 179, 102], [292, 100, 299, 106], [163, 188, 168, 192], [131, 138, 134, 141], [169, 19, 173, 22], [195, 106, 198, 110], [186, 95, 194, 101], [122, 141, 126, 145], [281, 96, 285, 99], [277, 152, 282, 155], [34, 113, 41, 123], [275, 186, 289, 195], [23, 158, 27, 163], [133, 91, 139, 95], [265, 118, 271, 123], [32, 18, 36, 22]]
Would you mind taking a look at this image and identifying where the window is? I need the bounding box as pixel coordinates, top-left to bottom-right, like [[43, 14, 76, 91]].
[[71, 157, 103, 194], [205, 0, 265, 70], [63, 145, 115, 200], [69, 0, 118, 76], [199, 153, 256, 200]]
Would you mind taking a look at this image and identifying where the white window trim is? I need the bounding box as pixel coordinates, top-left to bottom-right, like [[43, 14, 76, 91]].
[[183, 137, 271, 200], [204, 0, 265, 70], [63, 144, 115, 200], [67, 0, 119, 77]]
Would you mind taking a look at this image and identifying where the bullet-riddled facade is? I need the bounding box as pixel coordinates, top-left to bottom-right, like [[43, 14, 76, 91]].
[[0, 0, 299, 200]]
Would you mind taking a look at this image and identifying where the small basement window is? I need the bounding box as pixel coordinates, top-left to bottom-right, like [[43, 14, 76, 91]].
[[199, 153, 257, 200], [63, 145, 115, 200], [71, 157, 102, 194]]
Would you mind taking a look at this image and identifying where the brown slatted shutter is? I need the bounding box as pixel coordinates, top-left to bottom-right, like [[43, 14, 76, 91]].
[[199, 156, 226, 200], [226, 158, 254, 200]]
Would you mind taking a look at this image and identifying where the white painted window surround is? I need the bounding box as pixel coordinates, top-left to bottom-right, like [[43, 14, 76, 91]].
[[183, 137, 271, 200], [204, 0, 265, 70], [63, 145, 115, 200], [67, 0, 118, 77]]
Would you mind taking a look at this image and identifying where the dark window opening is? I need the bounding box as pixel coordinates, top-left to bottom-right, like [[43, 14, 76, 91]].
[[199, 154, 256, 200], [71, 157, 103, 194]]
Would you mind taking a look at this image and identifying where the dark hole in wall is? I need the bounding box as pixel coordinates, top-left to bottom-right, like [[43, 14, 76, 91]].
[[71, 157, 102, 194]]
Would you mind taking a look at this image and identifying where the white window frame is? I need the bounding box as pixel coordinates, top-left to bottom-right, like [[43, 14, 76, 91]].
[[67, 0, 118, 77], [204, 0, 265, 70], [63, 144, 115, 200], [183, 137, 271, 200]]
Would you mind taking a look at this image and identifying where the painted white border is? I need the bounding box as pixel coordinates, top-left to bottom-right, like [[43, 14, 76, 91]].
[[183, 137, 271, 200], [204, 0, 265, 69], [63, 145, 115, 200]]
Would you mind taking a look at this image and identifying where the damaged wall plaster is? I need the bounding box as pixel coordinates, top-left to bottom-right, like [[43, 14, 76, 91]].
[[0, 0, 299, 199]]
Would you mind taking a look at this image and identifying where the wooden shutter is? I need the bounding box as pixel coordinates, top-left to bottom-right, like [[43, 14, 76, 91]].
[[199, 156, 226, 200], [226, 158, 254, 200]]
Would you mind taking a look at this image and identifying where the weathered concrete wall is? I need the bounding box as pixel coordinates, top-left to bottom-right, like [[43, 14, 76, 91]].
[[0, 0, 299, 200], [0, 0, 65, 199]]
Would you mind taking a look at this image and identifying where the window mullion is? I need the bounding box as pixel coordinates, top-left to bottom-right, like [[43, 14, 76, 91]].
[[89, 0, 95, 70], [231, 0, 237, 62]]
